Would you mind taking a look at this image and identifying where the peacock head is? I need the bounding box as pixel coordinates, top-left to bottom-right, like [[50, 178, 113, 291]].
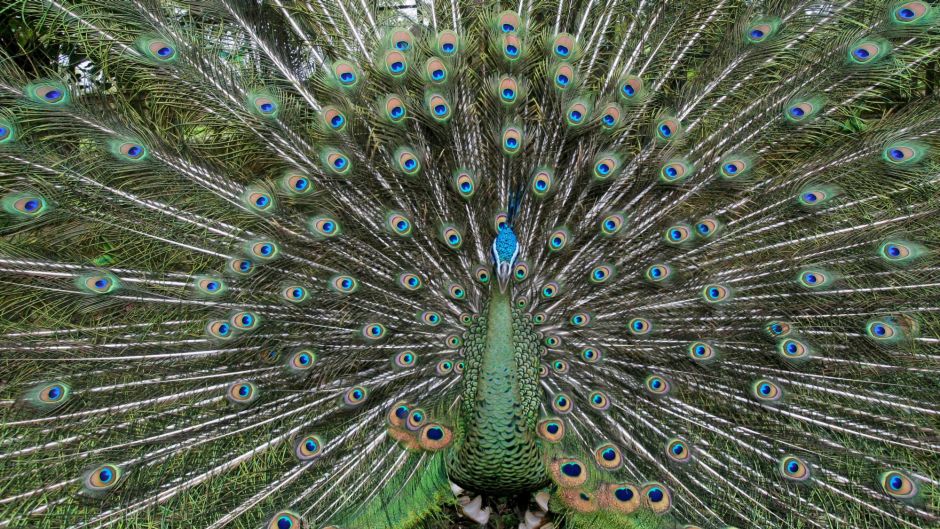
[[491, 225, 519, 293]]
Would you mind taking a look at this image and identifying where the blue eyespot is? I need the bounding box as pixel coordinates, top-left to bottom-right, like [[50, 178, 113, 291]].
[[603, 114, 615, 126], [157, 46, 173, 57], [561, 462, 582, 477], [622, 84, 635, 97], [391, 61, 404, 73], [502, 23, 515, 32], [615, 487, 634, 501], [390, 106, 404, 118], [790, 106, 805, 117], [434, 104, 446, 115], [396, 40, 409, 50], [659, 124, 672, 137], [443, 43, 455, 52], [556, 45, 569, 56], [569, 110, 582, 122], [648, 487, 664, 502], [557, 74, 569, 86], [432, 69, 445, 80], [750, 29, 764, 39], [45, 90, 62, 101], [340, 72, 354, 82], [330, 115, 345, 128], [502, 88, 515, 100], [853, 47, 870, 59], [506, 44, 519, 56]]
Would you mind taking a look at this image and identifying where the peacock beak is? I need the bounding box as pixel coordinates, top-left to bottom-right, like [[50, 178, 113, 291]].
[[497, 262, 511, 293]]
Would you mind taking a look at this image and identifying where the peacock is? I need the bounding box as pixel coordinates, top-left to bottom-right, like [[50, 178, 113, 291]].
[[1, 0, 939, 528]]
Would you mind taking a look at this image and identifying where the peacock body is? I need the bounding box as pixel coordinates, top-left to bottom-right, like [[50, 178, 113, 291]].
[[0, 0, 939, 528]]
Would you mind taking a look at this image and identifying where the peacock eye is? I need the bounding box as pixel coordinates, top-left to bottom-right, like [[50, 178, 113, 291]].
[[343, 386, 368, 406]]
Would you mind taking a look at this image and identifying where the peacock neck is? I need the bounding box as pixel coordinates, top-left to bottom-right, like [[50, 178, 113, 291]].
[[448, 286, 547, 496]]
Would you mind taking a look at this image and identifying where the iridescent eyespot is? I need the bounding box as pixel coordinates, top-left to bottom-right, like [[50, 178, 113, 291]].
[[322, 106, 347, 131], [453, 169, 477, 199], [866, 318, 906, 343], [849, 39, 889, 64], [566, 101, 590, 127], [426, 94, 451, 121], [538, 419, 566, 442], [27, 82, 69, 105], [719, 154, 753, 180], [600, 212, 625, 235], [880, 470, 918, 500], [437, 30, 459, 55], [666, 438, 692, 463], [384, 50, 408, 76], [777, 338, 810, 361], [460, 313, 473, 325], [582, 347, 601, 363], [230, 311, 260, 331], [893, 2, 931, 24], [569, 312, 591, 327], [498, 75, 519, 104], [765, 321, 792, 338], [645, 264, 672, 283], [532, 312, 546, 325], [592, 152, 621, 181], [362, 323, 387, 340], [447, 283, 466, 300], [388, 28, 413, 51], [226, 381, 258, 404], [544, 335, 561, 347], [330, 274, 359, 294], [589, 264, 614, 284], [474, 265, 490, 284], [196, 276, 226, 296], [551, 359, 569, 374], [387, 212, 413, 237], [664, 224, 692, 244], [248, 240, 279, 260], [267, 511, 304, 529], [497, 10, 521, 33], [80, 273, 119, 294], [552, 458, 587, 487], [405, 407, 427, 430], [83, 464, 122, 494], [321, 148, 352, 175], [395, 147, 421, 176], [599, 103, 622, 130], [515, 296, 528, 308], [688, 341, 717, 363], [645, 375, 670, 395], [0, 120, 13, 143], [425, 58, 448, 83], [745, 21, 778, 43], [419, 424, 453, 451], [607, 483, 640, 513], [619, 76, 643, 101], [751, 378, 783, 402], [660, 159, 691, 183], [878, 240, 923, 265], [779, 455, 810, 481], [530, 168, 554, 197], [280, 172, 313, 196], [513, 261, 529, 281], [798, 269, 832, 288], [551, 33, 576, 59], [251, 94, 279, 117], [31, 382, 70, 408], [393, 350, 416, 368], [309, 216, 341, 238], [702, 284, 731, 303], [642, 483, 672, 513], [421, 311, 442, 326], [554, 63, 576, 90], [206, 320, 233, 339], [628, 317, 652, 335], [494, 212, 510, 231], [388, 401, 411, 428], [259, 349, 281, 365], [539, 364, 549, 377], [384, 94, 407, 123], [436, 359, 454, 375], [116, 142, 147, 161], [784, 96, 825, 122], [332, 61, 360, 87], [294, 434, 323, 460], [288, 350, 316, 373], [445, 335, 462, 348], [552, 393, 573, 414], [541, 281, 560, 299], [588, 390, 610, 410], [695, 217, 720, 239], [399, 272, 423, 291], [441, 225, 463, 249], [655, 117, 680, 141], [343, 386, 368, 406], [282, 285, 308, 303], [548, 228, 569, 251], [502, 34, 522, 60], [502, 125, 523, 154], [142, 38, 177, 61], [594, 443, 622, 469]]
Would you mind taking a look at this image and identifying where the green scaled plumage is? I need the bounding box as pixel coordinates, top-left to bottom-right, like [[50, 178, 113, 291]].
[[1, 0, 940, 528]]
